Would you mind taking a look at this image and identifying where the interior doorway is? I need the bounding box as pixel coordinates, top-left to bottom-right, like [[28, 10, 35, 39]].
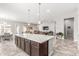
[[64, 17, 74, 40]]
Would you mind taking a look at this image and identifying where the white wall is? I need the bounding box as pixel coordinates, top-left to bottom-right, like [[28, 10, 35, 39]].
[[39, 11, 78, 41], [77, 6, 79, 47], [54, 11, 78, 41]]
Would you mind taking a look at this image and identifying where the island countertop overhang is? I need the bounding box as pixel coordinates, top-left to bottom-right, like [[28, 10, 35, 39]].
[[15, 34, 54, 43]]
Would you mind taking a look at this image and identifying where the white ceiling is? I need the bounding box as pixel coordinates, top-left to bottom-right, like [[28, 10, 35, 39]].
[[0, 3, 77, 23]]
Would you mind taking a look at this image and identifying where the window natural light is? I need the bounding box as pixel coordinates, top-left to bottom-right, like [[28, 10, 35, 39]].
[[0, 22, 12, 34]]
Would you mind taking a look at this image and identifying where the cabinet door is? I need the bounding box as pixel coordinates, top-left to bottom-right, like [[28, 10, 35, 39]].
[[18, 37, 21, 48], [20, 38, 25, 50], [39, 41, 48, 56], [31, 45, 39, 56], [15, 36, 18, 46], [25, 39, 30, 55]]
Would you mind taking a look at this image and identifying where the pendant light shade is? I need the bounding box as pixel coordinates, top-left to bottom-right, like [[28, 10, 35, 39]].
[[38, 3, 41, 24]]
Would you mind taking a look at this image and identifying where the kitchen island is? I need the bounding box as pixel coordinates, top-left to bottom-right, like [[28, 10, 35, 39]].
[[15, 33, 55, 56]]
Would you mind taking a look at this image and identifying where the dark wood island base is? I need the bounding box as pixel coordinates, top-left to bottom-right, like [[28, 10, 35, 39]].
[[15, 36, 48, 56]]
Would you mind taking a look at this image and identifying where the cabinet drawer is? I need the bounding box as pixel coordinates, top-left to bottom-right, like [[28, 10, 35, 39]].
[[31, 41, 39, 47]]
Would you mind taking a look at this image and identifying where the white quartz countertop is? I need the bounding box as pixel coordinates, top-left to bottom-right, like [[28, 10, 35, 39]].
[[15, 33, 54, 43]]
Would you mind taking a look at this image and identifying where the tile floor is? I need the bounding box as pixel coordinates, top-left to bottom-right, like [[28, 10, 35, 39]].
[[0, 39, 79, 56], [53, 39, 78, 56], [0, 40, 28, 56]]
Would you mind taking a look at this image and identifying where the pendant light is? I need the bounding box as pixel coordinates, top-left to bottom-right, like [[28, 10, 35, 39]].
[[38, 3, 41, 24], [27, 9, 31, 26]]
